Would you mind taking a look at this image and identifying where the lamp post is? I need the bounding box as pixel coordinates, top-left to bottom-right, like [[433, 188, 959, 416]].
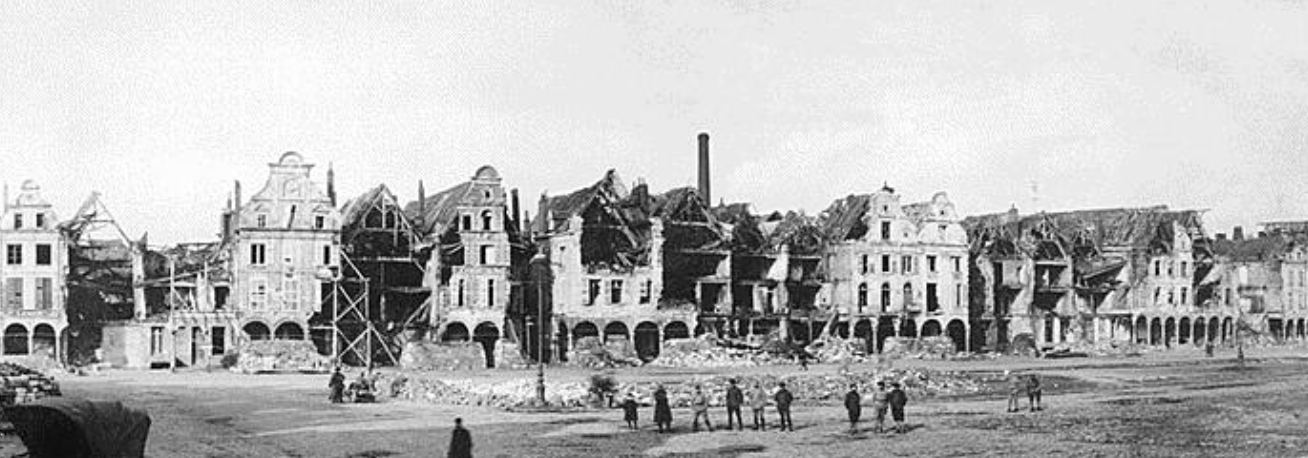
[[1236, 266, 1248, 364], [535, 279, 547, 406]]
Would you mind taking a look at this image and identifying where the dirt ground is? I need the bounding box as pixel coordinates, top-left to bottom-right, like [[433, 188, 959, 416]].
[[8, 346, 1308, 458]]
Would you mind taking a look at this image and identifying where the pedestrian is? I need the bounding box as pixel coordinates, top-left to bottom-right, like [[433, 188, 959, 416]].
[[725, 379, 744, 430], [447, 417, 472, 458], [691, 386, 713, 432], [1026, 373, 1043, 412], [774, 382, 794, 432], [871, 381, 890, 433], [621, 393, 639, 429], [1205, 340, 1214, 357], [328, 367, 345, 404], [1005, 370, 1023, 413], [888, 382, 908, 434], [653, 385, 673, 433], [798, 352, 810, 371], [843, 383, 862, 434], [749, 383, 768, 431]]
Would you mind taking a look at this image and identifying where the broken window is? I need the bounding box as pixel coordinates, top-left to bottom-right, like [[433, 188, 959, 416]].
[[458, 280, 466, 307], [257, 214, 268, 228], [927, 255, 937, 273], [1154, 260, 1161, 276], [610, 280, 623, 304], [461, 215, 472, 231], [12, 214, 21, 230], [282, 274, 299, 311], [861, 255, 869, 275], [587, 279, 601, 305], [1167, 261, 1174, 278], [322, 245, 332, 265], [480, 245, 493, 265], [1154, 287, 1161, 304], [1181, 287, 1188, 305], [5, 278, 21, 309], [35, 244, 50, 266], [1181, 261, 1189, 277], [250, 243, 266, 265], [1168, 289, 1174, 305], [249, 278, 267, 309], [36, 278, 51, 309], [34, 213, 44, 228], [881, 221, 891, 240], [315, 215, 326, 229], [956, 284, 962, 307], [880, 283, 891, 312], [926, 283, 939, 312], [903, 283, 913, 308], [150, 327, 164, 355], [212, 327, 226, 355], [6, 244, 21, 265], [215, 287, 229, 310], [482, 210, 493, 231], [881, 255, 891, 273], [857, 283, 868, 311], [639, 280, 652, 304], [952, 256, 961, 273], [487, 279, 496, 307], [902, 256, 913, 273]]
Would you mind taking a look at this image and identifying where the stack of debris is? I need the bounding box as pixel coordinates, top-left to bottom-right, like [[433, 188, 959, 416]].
[[399, 341, 486, 371], [881, 337, 957, 359], [233, 340, 330, 373], [0, 362, 62, 406], [649, 335, 785, 368], [494, 342, 530, 369], [806, 336, 867, 363], [381, 372, 592, 409], [567, 337, 641, 369]]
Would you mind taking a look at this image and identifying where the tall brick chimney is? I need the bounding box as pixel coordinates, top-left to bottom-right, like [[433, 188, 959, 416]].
[[698, 132, 711, 204]]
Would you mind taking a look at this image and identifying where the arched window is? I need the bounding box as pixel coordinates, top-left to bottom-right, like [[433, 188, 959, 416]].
[[857, 283, 868, 311], [481, 210, 493, 231], [880, 283, 891, 312]]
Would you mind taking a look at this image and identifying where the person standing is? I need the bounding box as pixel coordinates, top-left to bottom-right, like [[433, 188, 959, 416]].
[[888, 382, 908, 434], [774, 382, 794, 432], [1026, 373, 1043, 412], [328, 367, 345, 404], [447, 418, 472, 458], [871, 381, 890, 433], [621, 393, 639, 429], [691, 386, 713, 432], [654, 385, 673, 433], [749, 383, 768, 431], [1005, 370, 1023, 413], [725, 379, 744, 430], [843, 383, 862, 434]]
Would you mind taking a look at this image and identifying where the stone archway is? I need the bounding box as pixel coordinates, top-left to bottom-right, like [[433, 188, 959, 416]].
[[604, 322, 630, 343], [1222, 317, 1233, 343], [274, 322, 305, 340], [3, 324, 29, 355], [242, 322, 271, 342], [921, 320, 942, 337], [854, 319, 873, 354], [1178, 317, 1191, 345], [946, 319, 967, 352], [1164, 317, 1176, 347], [441, 322, 470, 342], [573, 321, 599, 341], [1149, 318, 1162, 346], [1208, 318, 1220, 343], [32, 324, 57, 356], [664, 321, 690, 340], [634, 322, 660, 362], [1135, 316, 1148, 344], [473, 322, 500, 368], [900, 318, 918, 338], [1194, 317, 1207, 345], [876, 318, 896, 353]]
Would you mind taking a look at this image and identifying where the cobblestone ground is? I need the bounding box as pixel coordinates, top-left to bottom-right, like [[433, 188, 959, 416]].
[[6, 347, 1308, 457]]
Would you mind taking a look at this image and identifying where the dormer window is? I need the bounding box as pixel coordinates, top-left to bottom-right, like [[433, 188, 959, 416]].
[[880, 221, 891, 240], [461, 215, 472, 231], [34, 213, 44, 228], [12, 213, 21, 230], [257, 214, 268, 228], [481, 210, 493, 231], [315, 215, 326, 229]]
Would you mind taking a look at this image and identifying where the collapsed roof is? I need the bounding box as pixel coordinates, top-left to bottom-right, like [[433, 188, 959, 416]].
[[963, 206, 1208, 259]]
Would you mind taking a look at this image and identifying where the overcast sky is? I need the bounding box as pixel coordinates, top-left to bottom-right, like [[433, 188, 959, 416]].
[[3, 0, 1307, 244]]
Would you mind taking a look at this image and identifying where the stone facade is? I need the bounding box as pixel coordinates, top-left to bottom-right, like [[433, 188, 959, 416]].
[[0, 181, 67, 359]]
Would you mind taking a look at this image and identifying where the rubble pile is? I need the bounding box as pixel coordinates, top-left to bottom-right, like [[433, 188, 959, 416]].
[[649, 335, 785, 368], [399, 341, 486, 371], [806, 336, 867, 363], [234, 340, 330, 373], [881, 337, 957, 359], [495, 341, 530, 370], [0, 362, 62, 406], [567, 337, 641, 369], [381, 372, 591, 409]]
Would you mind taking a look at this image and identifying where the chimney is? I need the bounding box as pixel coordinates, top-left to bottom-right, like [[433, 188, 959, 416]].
[[697, 132, 711, 204], [327, 162, 337, 207], [511, 188, 521, 232], [417, 180, 426, 231], [1233, 226, 1244, 241]]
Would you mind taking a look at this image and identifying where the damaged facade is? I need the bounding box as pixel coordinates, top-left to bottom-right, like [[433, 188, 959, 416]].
[[963, 206, 1219, 352], [1, 181, 67, 359], [1207, 226, 1308, 343]]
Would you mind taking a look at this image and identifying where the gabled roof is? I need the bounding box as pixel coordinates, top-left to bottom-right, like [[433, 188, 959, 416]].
[[964, 206, 1207, 257], [1212, 235, 1295, 262], [340, 184, 392, 228], [403, 181, 471, 236], [819, 194, 872, 241], [541, 170, 627, 232]]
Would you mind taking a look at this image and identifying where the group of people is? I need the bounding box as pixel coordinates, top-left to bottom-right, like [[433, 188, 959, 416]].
[[619, 378, 910, 435], [1004, 371, 1043, 413], [327, 367, 377, 404]]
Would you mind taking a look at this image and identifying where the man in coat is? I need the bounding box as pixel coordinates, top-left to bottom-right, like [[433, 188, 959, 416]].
[[725, 379, 744, 430], [447, 418, 472, 458], [774, 382, 794, 432], [653, 385, 673, 433], [843, 383, 862, 434], [871, 381, 890, 433], [888, 382, 908, 434], [328, 367, 345, 404], [691, 386, 713, 432], [749, 383, 768, 431]]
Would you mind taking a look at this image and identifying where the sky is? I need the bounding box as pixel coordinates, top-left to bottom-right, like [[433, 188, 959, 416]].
[[2, 0, 1308, 244]]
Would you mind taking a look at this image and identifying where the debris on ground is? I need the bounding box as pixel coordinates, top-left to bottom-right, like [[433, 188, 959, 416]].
[[881, 337, 957, 359], [233, 340, 330, 373], [567, 337, 641, 369], [399, 341, 486, 371], [0, 362, 62, 406]]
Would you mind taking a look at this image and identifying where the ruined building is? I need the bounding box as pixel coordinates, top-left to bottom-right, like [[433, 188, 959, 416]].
[[1207, 226, 1308, 343], [405, 166, 532, 367], [819, 186, 971, 352], [963, 206, 1214, 351], [1, 181, 67, 359]]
